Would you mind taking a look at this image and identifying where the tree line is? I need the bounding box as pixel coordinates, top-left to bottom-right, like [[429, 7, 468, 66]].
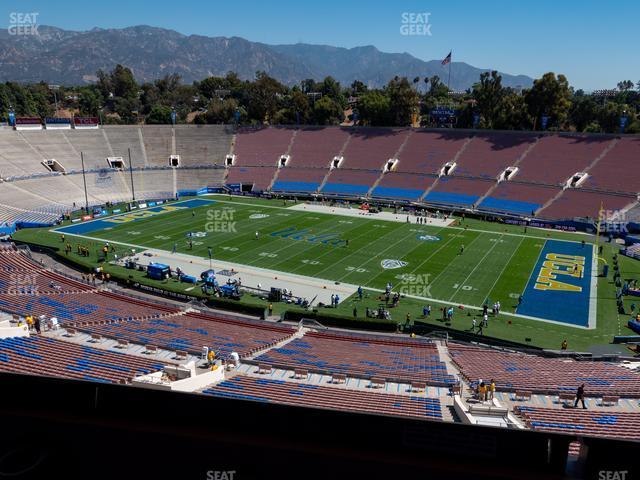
[[0, 64, 638, 134]]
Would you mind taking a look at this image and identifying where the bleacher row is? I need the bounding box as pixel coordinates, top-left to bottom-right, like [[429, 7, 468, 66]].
[[202, 375, 443, 420], [516, 406, 640, 441], [0, 335, 166, 384], [448, 344, 640, 397], [228, 127, 640, 220], [254, 330, 456, 386]]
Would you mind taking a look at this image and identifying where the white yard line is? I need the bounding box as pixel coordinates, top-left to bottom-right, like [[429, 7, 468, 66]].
[[448, 234, 504, 302], [483, 236, 525, 301]]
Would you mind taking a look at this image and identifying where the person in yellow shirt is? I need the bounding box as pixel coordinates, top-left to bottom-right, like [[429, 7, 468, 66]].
[[479, 381, 487, 401], [207, 349, 215, 366], [26, 315, 34, 331], [489, 379, 496, 400]]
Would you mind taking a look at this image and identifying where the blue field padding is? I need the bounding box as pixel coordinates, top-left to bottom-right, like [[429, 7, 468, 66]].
[[517, 240, 593, 326], [423, 191, 480, 206], [479, 197, 542, 215], [371, 186, 425, 200], [321, 183, 371, 195], [271, 181, 320, 192]]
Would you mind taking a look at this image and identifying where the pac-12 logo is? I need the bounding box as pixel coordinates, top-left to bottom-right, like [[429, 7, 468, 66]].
[[187, 232, 207, 238], [381, 259, 408, 270], [417, 234, 441, 242], [249, 213, 269, 219]]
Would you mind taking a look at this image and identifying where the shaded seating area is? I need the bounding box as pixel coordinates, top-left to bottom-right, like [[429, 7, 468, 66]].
[[286, 127, 350, 167], [233, 127, 295, 166], [255, 331, 456, 386], [78, 312, 296, 358], [340, 128, 409, 169], [395, 131, 469, 175], [454, 133, 538, 179], [584, 137, 640, 194], [449, 344, 640, 397], [202, 374, 443, 420], [0, 336, 166, 384], [515, 135, 613, 185], [515, 406, 640, 441]]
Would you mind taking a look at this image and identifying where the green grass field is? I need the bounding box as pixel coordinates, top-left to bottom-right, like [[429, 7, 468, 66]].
[[14, 195, 635, 352]]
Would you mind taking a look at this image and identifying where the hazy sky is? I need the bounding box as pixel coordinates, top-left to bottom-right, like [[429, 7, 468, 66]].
[[3, 0, 639, 90]]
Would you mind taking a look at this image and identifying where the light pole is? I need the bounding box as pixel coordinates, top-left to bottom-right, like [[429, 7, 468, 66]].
[[48, 84, 60, 117]]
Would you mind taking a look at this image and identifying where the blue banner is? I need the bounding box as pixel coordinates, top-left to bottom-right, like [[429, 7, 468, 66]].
[[541, 115, 549, 130]]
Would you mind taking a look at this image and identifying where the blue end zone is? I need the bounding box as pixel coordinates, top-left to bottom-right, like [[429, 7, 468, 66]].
[[321, 183, 371, 195], [518, 240, 593, 327], [371, 186, 424, 200], [272, 181, 319, 192], [424, 191, 479, 206], [55, 198, 216, 235], [479, 197, 541, 215]]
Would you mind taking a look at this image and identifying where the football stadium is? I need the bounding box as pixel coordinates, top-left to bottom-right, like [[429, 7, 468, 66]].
[[0, 2, 639, 479]]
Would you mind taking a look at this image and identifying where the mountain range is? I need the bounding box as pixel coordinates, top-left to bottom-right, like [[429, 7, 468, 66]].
[[0, 25, 534, 90]]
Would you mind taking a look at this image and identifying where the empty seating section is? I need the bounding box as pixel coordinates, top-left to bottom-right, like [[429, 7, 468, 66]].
[[233, 127, 294, 166], [176, 167, 226, 190], [0, 130, 43, 178], [516, 135, 612, 185], [64, 130, 111, 170], [104, 126, 146, 167], [287, 127, 350, 167], [373, 172, 436, 200], [175, 125, 233, 166], [448, 344, 640, 397], [340, 129, 408, 169], [426, 177, 494, 206], [226, 166, 277, 191], [255, 331, 455, 385], [79, 312, 295, 357], [396, 131, 469, 175], [480, 183, 561, 215], [0, 336, 165, 383], [140, 126, 173, 166], [539, 190, 635, 220], [455, 133, 537, 179], [272, 167, 327, 193], [202, 375, 443, 420], [321, 170, 380, 196], [584, 137, 640, 194], [516, 406, 640, 441], [21, 131, 80, 171]]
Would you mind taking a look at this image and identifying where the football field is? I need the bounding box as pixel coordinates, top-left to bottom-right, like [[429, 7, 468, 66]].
[[55, 196, 597, 328]]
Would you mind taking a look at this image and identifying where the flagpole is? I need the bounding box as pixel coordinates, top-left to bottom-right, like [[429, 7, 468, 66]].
[[447, 50, 452, 91]]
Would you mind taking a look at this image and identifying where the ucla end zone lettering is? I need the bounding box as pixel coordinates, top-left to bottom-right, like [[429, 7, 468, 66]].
[[55, 198, 215, 235], [518, 240, 594, 327], [534, 253, 585, 293]]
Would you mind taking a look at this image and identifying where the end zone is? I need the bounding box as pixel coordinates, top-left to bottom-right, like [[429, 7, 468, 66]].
[[517, 240, 596, 328]]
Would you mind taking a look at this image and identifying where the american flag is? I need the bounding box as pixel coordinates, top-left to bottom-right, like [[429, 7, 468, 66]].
[[441, 51, 452, 65]]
